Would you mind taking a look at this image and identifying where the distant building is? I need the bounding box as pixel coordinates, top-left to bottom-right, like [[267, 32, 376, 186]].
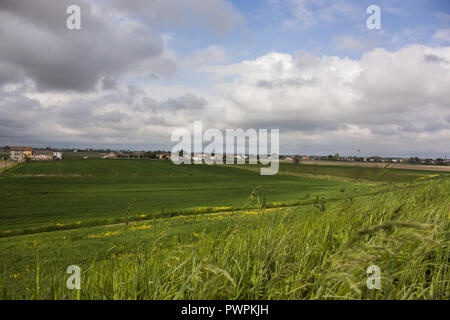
[[31, 150, 53, 161], [157, 153, 171, 160], [192, 154, 204, 162], [10, 151, 26, 162], [10, 146, 33, 162], [53, 152, 63, 160], [128, 152, 143, 159], [102, 151, 123, 159]]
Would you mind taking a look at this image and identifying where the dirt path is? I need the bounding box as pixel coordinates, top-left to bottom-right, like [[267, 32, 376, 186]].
[[0, 160, 16, 174], [299, 160, 450, 172], [224, 164, 378, 184]]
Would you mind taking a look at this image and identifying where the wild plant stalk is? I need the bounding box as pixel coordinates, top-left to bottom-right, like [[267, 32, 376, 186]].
[[124, 200, 135, 232]]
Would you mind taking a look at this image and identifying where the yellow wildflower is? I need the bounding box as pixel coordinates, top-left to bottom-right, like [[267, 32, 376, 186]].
[[89, 231, 120, 239]]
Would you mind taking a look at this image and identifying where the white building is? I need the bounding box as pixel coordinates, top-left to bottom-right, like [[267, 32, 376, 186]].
[[53, 152, 63, 160], [10, 150, 26, 162]]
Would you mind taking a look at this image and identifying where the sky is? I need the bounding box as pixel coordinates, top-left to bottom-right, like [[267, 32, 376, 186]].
[[0, 0, 449, 157]]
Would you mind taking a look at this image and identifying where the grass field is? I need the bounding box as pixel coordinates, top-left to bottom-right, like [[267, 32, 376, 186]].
[[257, 162, 446, 183], [0, 160, 16, 175], [0, 159, 363, 234], [0, 159, 448, 299]]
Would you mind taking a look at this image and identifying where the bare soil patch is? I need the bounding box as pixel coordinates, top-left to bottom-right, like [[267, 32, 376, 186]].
[[300, 160, 450, 172]]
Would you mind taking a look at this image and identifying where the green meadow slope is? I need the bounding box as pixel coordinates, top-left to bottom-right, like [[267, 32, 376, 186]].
[[245, 162, 445, 183], [0, 159, 362, 234], [0, 177, 448, 299]]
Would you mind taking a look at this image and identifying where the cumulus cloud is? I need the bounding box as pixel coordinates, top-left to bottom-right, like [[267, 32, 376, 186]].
[[0, 1, 449, 157], [0, 0, 243, 92], [2, 42, 450, 156], [3, 43, 450, 154], [0, 80, 216, 148], [0, 0, 174, 92], [201, 45, 450, 156]]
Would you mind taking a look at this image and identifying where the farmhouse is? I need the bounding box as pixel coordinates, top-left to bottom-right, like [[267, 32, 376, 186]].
[[31, 150, 53, 161], [10, 146, 33, 162], [192, 153, 204, 162], [102, 151, 123, 159], [53, 152, 63, 160], [157, 153, 171, 160], [128, 152, 143, 159]]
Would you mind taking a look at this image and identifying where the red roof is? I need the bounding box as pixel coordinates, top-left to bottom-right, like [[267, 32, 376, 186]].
[[11, 146, 33, 151]]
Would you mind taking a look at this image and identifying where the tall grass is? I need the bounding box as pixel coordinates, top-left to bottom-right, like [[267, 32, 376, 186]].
[[1, 179, 448, 299]]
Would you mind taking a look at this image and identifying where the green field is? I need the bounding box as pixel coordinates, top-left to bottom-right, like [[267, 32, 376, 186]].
[[263, 162, 444, 182], [0, 159, 448, 299], [0, 159, 363, 234]]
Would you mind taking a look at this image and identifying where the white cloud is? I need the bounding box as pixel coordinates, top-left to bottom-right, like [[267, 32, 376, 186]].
[[282, 0, 360, 31], [3, 45, 450, 156], [433, 28, 450, 43], [0, 0, 449, 157], [334, 35, 378, 52], [184, 46, 229, 67], [200, 45, 450, 155]]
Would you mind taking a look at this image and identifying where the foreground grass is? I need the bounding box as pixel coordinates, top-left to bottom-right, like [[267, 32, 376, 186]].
[[1, 178, 448, 299]]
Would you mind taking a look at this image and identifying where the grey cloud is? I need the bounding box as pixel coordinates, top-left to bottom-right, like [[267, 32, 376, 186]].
[[0, 0, 77, 31], [424, 54, 448, 64], [106, 0, 245, 37], [0, 84, 211, 147], [0, 0, 170, 92], [95, 111, 130, 124], [0, 89, 47, 141], [0, 63, 24, 86], [1, 32, 450, 158], [141, 94, 208, 112], [257, 78, 317, 89], [236, 117, 340, 133], [101, 77, 119, 91]]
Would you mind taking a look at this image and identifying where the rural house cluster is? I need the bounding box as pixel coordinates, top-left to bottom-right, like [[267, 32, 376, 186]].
[[9, 146, 63, 162]]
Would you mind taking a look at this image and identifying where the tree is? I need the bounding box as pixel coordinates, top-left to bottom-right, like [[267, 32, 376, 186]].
[[293, 155, 302, 165]]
